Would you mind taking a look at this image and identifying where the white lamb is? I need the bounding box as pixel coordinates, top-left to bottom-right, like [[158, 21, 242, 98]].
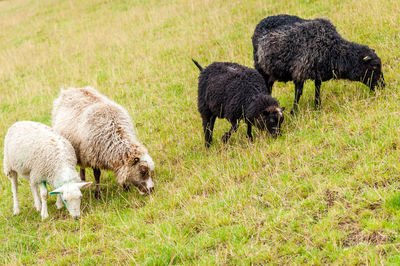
[[3, 121, 92, 220], [52, 86, 155, 198]]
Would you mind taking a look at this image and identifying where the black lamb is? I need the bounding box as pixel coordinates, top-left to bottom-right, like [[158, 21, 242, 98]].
[[192, 59, 285, 148], [252, 14, 385, 113]]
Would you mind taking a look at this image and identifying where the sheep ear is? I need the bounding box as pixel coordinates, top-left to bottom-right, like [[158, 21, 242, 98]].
[[77, 182, 92, 190], [49, 187, 64, 195], [363, 56, 372, 62], [281, 107, 286, 112]]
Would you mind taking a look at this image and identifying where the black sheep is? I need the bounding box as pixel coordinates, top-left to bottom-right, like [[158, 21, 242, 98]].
[[192, 59, 285, 148], [252, 14, 385, 113]]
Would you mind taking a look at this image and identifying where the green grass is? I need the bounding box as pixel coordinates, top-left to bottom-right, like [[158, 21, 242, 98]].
[[1, 0, 400, 264]]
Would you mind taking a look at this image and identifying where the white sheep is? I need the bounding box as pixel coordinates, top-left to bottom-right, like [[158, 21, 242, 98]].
[[52, 86, 155, 198], [3, 121, 92, 220]]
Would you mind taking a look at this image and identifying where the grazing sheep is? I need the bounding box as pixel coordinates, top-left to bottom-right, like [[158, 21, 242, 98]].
[[252, 14, 385, 113], [52, 86, 155, 198], [192, 59, 285, 148], [3, 121, 92, 220]]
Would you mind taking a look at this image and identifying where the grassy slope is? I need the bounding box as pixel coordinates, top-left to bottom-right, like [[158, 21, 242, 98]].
[[1, 0, 400, 264]]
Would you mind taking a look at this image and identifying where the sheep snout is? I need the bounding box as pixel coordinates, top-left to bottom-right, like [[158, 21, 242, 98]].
[[135, 178, 155, 195]]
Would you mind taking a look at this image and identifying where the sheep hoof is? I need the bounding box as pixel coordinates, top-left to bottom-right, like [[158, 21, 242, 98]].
[[13, 208, 20, 215], [41, 212, 49, 220], [123, 184, 131, 192], [94, 190, 101, 199]]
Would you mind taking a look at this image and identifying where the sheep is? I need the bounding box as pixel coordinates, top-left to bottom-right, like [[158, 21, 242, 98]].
[[252, 14, 385, 113], [3, 121, 92, 220], [52, 86, 155, 198], [192, 59, 285, 148]]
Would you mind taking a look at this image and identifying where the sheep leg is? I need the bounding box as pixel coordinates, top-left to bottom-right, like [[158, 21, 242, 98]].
[[221, 121, 238, 143], [56, 195, 64, 209], [30, 182, 41, 212], [93, 168, 101, 199], [291, 82, 304, 114], [203, 114, 216, 148], [38, 182, 49, 220], [314, 80, 321, 109], [246, 122, 253, 142], [9, 171, 20, 215], [80, 168, 86, 181]]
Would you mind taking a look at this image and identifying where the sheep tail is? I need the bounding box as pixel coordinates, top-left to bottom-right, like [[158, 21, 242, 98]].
[[192, 59, 203, 71]]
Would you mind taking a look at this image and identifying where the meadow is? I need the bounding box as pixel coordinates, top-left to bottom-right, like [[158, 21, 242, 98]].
[[1, 0, 400, 264]]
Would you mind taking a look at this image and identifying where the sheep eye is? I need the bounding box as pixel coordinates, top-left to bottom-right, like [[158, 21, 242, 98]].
[[131, 158, 140, 166]]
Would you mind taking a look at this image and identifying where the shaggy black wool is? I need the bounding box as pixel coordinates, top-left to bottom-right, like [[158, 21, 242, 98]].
[[252, 14, 385, 113], [193, 60, 285, 148]]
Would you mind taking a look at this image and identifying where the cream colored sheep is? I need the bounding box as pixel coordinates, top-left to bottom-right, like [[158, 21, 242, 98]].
[[3, 121, 92, 220], [52, 86, 155, 198]]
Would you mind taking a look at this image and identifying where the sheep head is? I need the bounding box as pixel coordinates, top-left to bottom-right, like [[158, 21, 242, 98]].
[[116, 152, 155, 195], [49, 182, 92, 218], [247, 95, 285, 138], [359, 49, 385, 91], [256, 106, 285, 138]]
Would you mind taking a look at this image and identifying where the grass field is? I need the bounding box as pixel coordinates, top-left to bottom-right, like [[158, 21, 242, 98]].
[[1, 0, 400, 264]]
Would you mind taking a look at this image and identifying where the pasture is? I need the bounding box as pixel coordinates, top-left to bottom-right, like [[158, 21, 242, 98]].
[[0, 0, 400, 264]]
